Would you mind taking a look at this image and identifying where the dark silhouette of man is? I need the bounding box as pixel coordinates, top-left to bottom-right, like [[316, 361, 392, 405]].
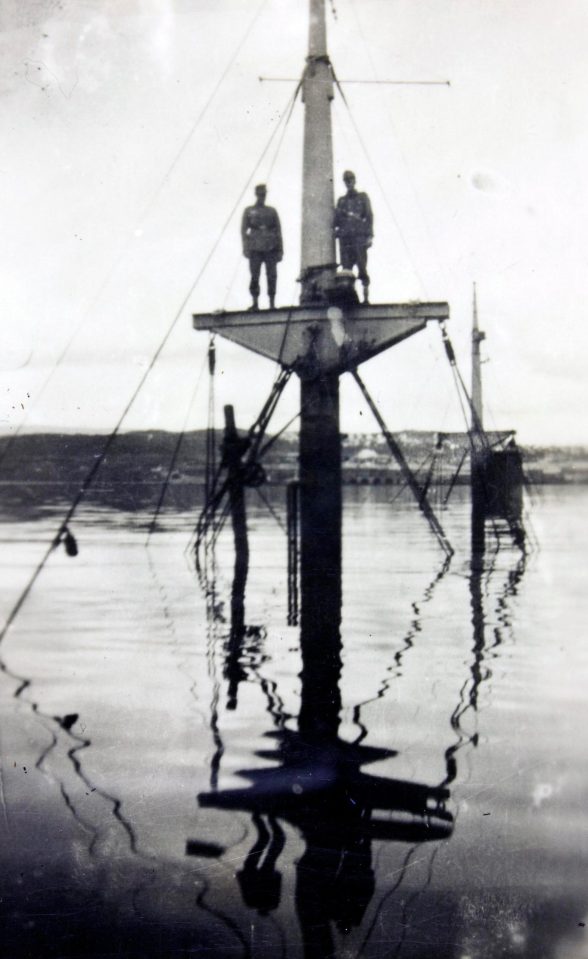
[[241, 184, 283, 311], [334, 170, 373, 303]]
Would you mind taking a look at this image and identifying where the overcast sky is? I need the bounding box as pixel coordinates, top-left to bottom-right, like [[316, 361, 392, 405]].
[[1, 0, 586, 444]]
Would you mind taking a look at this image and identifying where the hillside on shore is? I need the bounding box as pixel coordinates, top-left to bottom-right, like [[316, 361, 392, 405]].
[[0, 430, 586, 518]]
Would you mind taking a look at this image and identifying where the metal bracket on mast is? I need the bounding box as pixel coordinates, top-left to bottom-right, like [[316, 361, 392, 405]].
[[193, 302, 449, 378]]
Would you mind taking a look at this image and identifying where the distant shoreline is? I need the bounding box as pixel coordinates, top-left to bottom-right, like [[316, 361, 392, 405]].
[[0, 431, 586, 497], [1, 431, 586, 485]]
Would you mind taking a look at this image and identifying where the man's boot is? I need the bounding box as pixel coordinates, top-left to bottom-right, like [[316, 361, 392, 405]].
[[249, 296, 259, 312], [269, 295, 275, 310], [362, 284, 370, 305]]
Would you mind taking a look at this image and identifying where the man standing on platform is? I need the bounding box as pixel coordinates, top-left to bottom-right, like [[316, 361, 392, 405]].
[[334, 170, 373, 304], [241, 184, 283, 311]]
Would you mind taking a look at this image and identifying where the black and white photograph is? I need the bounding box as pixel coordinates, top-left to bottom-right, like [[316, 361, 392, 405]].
[[1, 1, 587, 956]]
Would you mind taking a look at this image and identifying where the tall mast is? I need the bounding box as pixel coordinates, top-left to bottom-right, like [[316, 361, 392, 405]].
[[298, 0, 341, 637], [193, 0, 452, 608], [470, 282, 486, 556], [300, 0, 336, 302], [471, 282, 485, 432]]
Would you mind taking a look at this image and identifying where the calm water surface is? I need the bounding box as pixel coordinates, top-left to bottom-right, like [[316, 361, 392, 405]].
[[1, 486, 587, 958]]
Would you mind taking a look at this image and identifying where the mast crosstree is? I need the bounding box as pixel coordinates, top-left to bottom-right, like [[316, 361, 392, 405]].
[[193, 0, 451, 621]]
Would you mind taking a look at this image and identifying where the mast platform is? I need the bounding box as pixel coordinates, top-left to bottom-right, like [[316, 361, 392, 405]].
[[193, 301, 449, 377]]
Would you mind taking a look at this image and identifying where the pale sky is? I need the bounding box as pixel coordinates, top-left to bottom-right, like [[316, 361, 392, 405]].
[[1, 0, 586, 445]]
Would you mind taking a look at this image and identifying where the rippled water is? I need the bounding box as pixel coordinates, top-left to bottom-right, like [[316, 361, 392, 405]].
[[1, 485, 587, 958]]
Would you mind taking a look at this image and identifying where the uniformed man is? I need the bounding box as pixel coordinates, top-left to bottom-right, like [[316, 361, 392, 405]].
[[334, 171, 373, 303], [241, 184, 283, 311]]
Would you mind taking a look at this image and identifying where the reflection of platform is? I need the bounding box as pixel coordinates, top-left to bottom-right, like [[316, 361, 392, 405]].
[[193, 301, 449, 376], [199, 768, 453, 842], [198, 733, 453, 843]]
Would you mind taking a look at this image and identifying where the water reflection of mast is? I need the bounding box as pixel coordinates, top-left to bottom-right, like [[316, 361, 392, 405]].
[[194, 420, 455, 953], [351, 555, 451, 745], [195, 500, 452, 956], [194, 490, 526, 957], [443, 518, 526, 789], [195, 459, 526, 954], [197, 614, 452, 957], [355, 533, 526, 955]]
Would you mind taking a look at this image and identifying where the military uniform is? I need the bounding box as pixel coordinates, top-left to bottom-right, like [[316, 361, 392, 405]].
[[241, 203, 283, 307], [334, 189, 373, 295]]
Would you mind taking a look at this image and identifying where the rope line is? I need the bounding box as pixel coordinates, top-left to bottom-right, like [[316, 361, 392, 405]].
[[0, 0, 270, 474], [0, 86, 298, 644], [254, 486, 287, 535], [191, 86, 299, 300], [333, 76, 430, 296], [440, 324, 489, 450], [259, 407, 300, 458], [266, 79, 303, 181], [352, 369, 453, 556], [136, 0, 271, 224], [194, 369, 293, 583], [220, 79, 301, 311], [345, 0, 452, 295], [145, 350, 209, 544], [439, 324, 526, 547]]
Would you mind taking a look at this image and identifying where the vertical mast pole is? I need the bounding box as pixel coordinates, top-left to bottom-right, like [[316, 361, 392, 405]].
[[470, 283, 486, 554], [299, 0, 342, 653], [300, 0, 336, 303], [471, 282, 485, 433]]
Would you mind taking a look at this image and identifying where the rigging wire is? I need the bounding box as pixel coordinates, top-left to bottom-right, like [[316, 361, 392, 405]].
[[205, 337, 217, 505], [352, 369, 453, 556], [0, 87, 300, 646], [221, 250, 246, 311], [345, 0, 452, 293], [188, 85, 299, 308], [265, 79, 303, 180], [145, 348, 209, 545], [253, 486, 287, 535], [136, 0, 271, 224], [386, 451, 434, 506], [443, 446, 468, 506], [439, 323, 494, 460], [259, 406, 300, 458], [337, 4, 523, 535], [194, 369, 293, 575], [203, 337, 219, 599], [189, 67, 300, 566], [220, 78, 302, 312], [439, 323, 526, 546], [332, 102, 453, 435], [332, 72, 429, 296], [0, 0, 271, 475]]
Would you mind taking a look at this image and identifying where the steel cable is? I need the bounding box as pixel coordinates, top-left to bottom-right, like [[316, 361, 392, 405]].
[[0, 0, 271, 474], [0, 86, 300, 645]]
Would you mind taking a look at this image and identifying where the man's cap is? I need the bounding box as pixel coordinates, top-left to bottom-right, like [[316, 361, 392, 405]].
[[255, 183, 267, 193]]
